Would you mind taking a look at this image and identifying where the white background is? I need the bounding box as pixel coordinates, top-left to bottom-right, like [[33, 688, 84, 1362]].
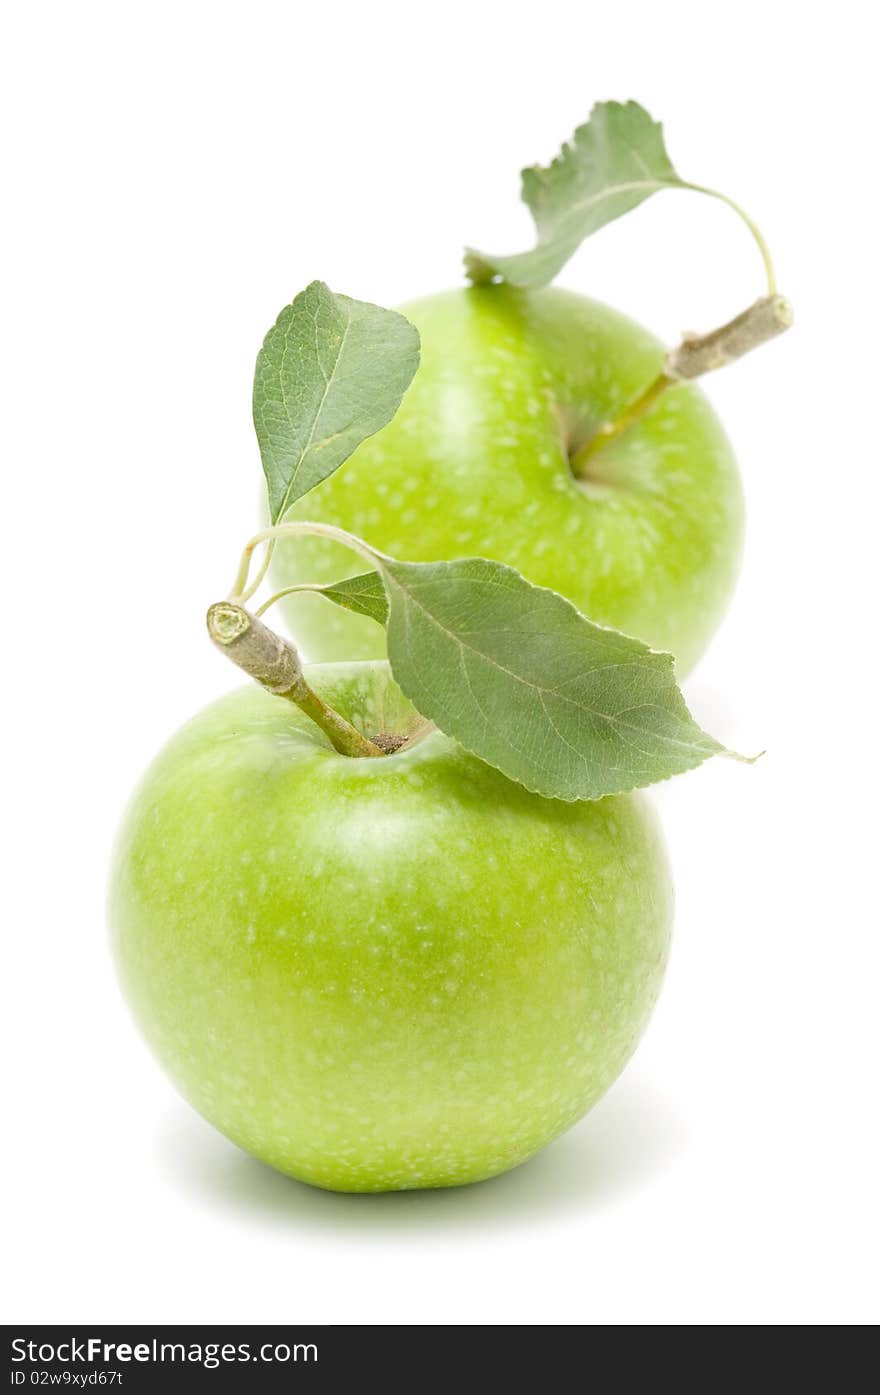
[[3, 0, 878, 1326]]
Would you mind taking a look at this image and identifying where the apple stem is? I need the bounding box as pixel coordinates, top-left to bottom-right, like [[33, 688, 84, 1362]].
[[206, 602, 386, 759], [570, 372, 674, 471], [570, 294, 793, 474], [666, 294, 793, 379]]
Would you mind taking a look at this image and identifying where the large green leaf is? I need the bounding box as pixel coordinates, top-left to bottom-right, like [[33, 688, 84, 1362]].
[[465, 101, 683, 288], [253, 281, 419, 522], [376, 553, 722, 800]]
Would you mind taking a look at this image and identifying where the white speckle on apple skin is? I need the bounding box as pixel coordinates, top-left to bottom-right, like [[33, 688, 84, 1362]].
[[110, 664, 673, 1193]]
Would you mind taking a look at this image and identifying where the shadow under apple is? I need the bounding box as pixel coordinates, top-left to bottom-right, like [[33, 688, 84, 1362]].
[[158, 1073, 684, 1232]]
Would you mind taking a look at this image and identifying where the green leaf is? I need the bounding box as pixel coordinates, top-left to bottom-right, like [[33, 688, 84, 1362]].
[[375, 553, 722, 801], [308, 571, 389, 626], [465, 101, 683, 288], [253, 281, 420, 522]]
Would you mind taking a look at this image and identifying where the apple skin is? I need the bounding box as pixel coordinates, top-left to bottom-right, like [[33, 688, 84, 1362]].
[[109, 662, 673, 1192], [273, 285, 743, 676]]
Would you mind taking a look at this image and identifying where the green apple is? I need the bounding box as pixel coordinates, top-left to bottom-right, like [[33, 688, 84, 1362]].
[[110, 661, 672, 1193], [272, 285, 744, 675]]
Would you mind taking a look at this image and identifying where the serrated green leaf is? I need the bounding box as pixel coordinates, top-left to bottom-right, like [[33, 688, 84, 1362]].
[[309, 571, 389, 626], [375, 553, 721, 800], [465, 101, 683, 288], [253, 281, 420, 522]]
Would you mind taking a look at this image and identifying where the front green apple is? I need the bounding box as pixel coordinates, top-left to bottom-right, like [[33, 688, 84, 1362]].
[[110, 662, 672, 1192], [273, 286, 744, 675]]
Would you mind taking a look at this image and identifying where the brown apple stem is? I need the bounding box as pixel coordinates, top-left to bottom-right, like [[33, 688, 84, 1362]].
[[666, 293, 793, 377], [570, 294, 793, 474], [206, 602, 386, 758]]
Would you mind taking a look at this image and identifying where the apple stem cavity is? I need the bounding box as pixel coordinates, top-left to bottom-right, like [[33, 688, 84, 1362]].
[[206, 602, 386, 759], [570, 294, 793, 474], [570, 372, 673, 474]]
